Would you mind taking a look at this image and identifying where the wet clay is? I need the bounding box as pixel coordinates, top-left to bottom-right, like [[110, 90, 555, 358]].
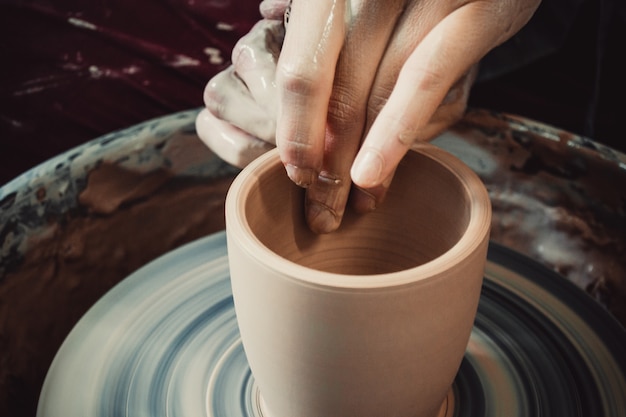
[[0, 164, 236, 417], [450, 109, 626, 326]]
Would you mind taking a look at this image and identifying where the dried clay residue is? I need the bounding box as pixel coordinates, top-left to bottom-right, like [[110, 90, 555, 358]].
[[0, 162, 236, 417], [456, 110, 626, 328]]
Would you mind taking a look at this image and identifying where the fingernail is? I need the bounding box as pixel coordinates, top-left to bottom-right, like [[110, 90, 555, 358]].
[[285, 164, 317, 188], [351, 149, 384, 188], [306, 202, 340, 234]]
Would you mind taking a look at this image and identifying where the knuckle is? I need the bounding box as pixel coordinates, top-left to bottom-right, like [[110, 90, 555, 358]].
[[277, 63, 323, 97], [370, 106, 420, 147], [405, 63, 447, 94], [326, 88, 363, 133], [281, 139, 316, 164], [203, 83, 225, 118], [233, 20, 283, 65], [230, 43, 250, 71], [386, 112, 416, 142]]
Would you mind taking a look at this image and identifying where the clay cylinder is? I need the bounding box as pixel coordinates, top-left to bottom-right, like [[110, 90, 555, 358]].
[[225, 145, 491, 417]]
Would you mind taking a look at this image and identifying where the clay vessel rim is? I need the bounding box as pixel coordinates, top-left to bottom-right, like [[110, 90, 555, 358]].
[[226, 147, 491, 290]]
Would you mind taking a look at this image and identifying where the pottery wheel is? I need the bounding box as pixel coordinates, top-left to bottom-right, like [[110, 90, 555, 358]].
[[37, 232, 626, 417]]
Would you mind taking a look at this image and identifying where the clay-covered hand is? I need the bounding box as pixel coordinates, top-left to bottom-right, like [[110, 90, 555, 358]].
[[274, 0, 540, 233], [195, 17, 285, 168]]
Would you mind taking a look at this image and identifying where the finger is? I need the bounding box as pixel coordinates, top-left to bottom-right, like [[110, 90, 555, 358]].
[[259, 0, 290, 20], [195, 109, 274, 168], [275, 0, 347, 187], [203, 66, 276, 143], [359, 67, 469, 195], [231, 19, 283, 115], [351, 2, 522, 188], [303, 0, 405, 233], [405, 64, 477, 148], [349, 169, 396, 214]]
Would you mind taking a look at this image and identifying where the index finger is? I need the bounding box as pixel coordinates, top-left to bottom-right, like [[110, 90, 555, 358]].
[[275, 0, 348, 187]]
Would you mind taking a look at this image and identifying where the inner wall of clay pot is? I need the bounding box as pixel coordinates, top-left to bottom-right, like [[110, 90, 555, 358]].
[[245, 151, 471, 275]]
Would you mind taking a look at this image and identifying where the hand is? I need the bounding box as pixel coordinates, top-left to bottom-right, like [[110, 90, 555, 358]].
[[197, 0, 541, 233], [196, 18, 285, 168], [274, 0, 540, 233]]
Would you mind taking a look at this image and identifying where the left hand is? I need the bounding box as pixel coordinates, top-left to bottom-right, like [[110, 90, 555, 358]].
[[195, 17, 285, 168]]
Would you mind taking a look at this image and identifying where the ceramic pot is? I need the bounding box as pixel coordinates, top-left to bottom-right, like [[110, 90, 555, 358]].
[[225, 145, 492, 417]]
